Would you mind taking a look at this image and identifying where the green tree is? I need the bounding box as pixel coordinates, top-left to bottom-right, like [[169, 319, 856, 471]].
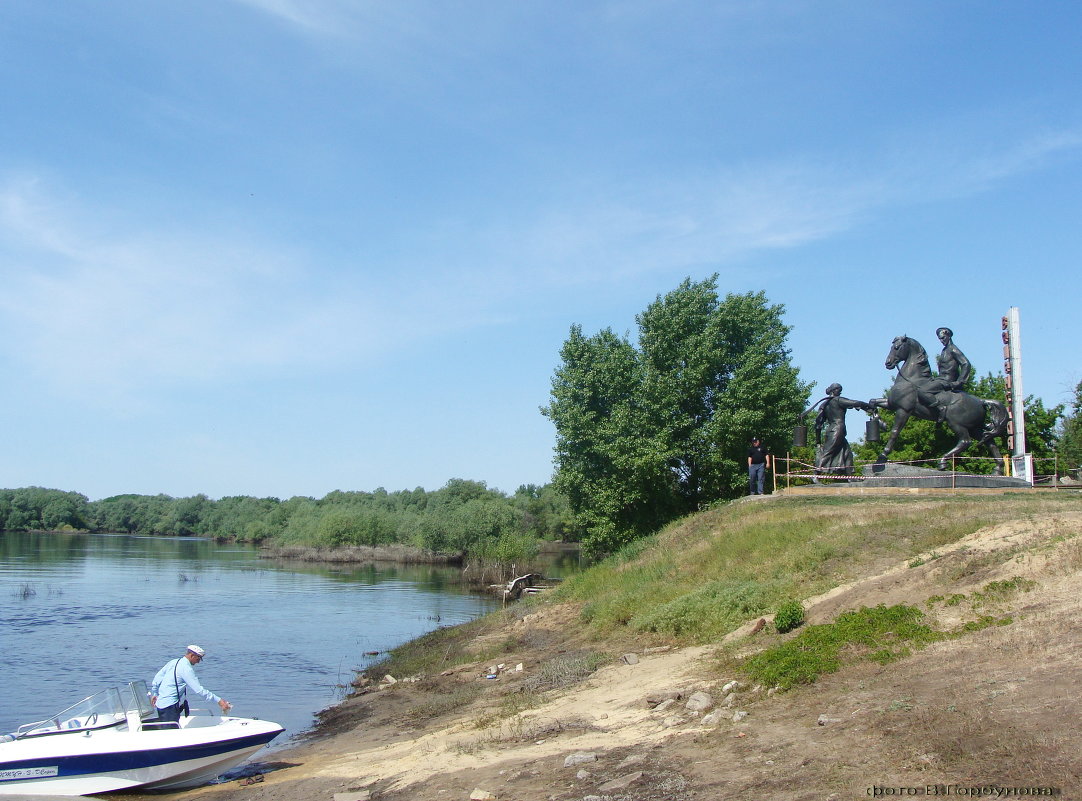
[[641, 285, 808, 501], [543, 277, 808, 555], [542, 324, 671, 555], [973, 373, 1061, 461], [1055, 380, 1082, 475]]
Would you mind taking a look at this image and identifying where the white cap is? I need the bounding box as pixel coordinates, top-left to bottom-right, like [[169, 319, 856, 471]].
[[186, 645, 206, 657]]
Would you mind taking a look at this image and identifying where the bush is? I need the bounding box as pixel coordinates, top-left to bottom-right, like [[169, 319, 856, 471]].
[[774, 600, 805, 633]]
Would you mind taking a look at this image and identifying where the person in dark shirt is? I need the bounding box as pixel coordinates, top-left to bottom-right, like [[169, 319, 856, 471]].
[[747, 437, 771, 495]]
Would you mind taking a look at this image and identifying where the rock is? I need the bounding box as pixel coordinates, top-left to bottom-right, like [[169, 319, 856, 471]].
[[685, 691, 714, 712], [721, 680, 743, 694], [563, 752, 598, 767], [515, 663, 523, 672], [701, 709, 726, 726], [722, 693, 736, 708], [469, 790, 496, 801], [380, 674, 396, 685], [487, 665, 498, 675], [621, 652, 640, 665], [615, 754, 646, 770], [652, 698, 677, 713], [817, 714, 842, 726], [662, 715, 684, 727], [645, 690, 683, 708], [576, 769, 591, 779], [334, 792, 371, 801], [598, 771, 644, 792], [732, 710, 748, 722]]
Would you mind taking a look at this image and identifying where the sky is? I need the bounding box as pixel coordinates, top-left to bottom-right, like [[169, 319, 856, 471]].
[[1, 1, 1080, 501]]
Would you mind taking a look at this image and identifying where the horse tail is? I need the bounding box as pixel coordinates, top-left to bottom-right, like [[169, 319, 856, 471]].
[[982, 399, 1009, 441]]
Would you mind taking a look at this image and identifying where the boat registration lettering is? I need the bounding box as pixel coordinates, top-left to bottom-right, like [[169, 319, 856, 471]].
[[0, 766, 59, 781]]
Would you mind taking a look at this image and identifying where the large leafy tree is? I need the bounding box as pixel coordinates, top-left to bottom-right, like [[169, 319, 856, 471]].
[[543, 277, 809, 555], [542, 325, 672, 555]]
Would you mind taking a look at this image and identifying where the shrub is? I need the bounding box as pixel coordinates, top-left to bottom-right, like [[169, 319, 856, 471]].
[[774, 600, 805, 633]]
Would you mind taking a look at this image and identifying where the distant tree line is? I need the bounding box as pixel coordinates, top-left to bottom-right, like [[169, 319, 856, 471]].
[[0, 481, 581, 559]]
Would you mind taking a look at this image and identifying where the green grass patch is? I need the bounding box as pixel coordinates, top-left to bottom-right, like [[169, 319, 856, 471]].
[[742, 604, 945, 690], [958, 614, 1013, 632], [631, 579, 782, 638], [366, 616, 494, 680]]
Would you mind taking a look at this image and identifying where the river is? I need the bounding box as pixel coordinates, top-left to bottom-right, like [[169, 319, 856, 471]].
[[0, 531, 500, 750]]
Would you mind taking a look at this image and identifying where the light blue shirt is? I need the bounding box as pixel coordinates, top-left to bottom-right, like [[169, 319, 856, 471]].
[[150, 657, 221, 709]]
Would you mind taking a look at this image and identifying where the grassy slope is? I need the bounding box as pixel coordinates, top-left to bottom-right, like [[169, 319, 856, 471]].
[[374, 491, 1079, 684], [335, 492, 1082, 799], [556, 493, 1076, 639]]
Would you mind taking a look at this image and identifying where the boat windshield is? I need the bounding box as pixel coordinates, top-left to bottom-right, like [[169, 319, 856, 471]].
[[16, 681, 155, 738]]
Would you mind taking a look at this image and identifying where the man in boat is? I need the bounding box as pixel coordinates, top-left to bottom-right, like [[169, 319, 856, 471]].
[[150, 645, 232, 722]]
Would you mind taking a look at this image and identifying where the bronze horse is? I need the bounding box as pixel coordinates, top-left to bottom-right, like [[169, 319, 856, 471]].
[[868, 335, 1008, 473]]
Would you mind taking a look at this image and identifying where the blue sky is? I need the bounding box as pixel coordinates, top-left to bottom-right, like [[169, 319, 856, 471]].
[[1, 1, 1079, 501]]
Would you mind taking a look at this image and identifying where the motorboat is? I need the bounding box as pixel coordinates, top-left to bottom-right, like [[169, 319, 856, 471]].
[[0, 680, 283, 796]]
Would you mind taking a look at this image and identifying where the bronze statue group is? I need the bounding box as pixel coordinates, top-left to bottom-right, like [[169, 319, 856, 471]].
[[800, 327, 1007, 482]]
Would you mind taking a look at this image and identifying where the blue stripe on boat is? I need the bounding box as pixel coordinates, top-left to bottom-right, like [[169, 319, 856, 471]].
[[0, 730, 279, 781]]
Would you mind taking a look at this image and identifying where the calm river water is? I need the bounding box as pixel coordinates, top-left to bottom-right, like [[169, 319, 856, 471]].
[[0, 531, 499, 749]]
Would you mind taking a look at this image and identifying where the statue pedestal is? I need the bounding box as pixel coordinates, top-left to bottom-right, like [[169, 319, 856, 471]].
[[862, 462, 1029, 489]]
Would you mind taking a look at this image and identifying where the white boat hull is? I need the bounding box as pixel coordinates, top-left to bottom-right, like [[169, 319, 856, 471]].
[[0, 716, 283, 796]]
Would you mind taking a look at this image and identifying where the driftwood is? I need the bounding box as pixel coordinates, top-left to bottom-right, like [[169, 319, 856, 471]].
[[501, 573, 565, 601]]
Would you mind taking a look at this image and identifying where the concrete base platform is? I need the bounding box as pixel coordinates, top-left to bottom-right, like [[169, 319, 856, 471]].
[[861, 462, 1030, 489], [778, 461, 1032, 495]]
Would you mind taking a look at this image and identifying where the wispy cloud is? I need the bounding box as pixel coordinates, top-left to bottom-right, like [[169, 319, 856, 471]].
[[3, 120, 1078, 406], [467, 121, 1082, 287], [0, 178, 411, 404], [228, 0, 355, 37]]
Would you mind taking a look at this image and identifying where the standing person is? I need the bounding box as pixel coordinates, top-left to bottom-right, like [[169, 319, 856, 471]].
[[814, 383, 870, 478], [150, 645, 232, 723], [747, 437, 771, 495]]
